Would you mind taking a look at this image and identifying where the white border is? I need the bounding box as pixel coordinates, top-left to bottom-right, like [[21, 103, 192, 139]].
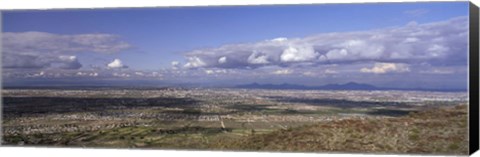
[[0, 146, 439, 157], [0, 0, 475, 10]]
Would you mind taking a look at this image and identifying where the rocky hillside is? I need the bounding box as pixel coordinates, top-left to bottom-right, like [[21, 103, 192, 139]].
[[213, 105, 469, 155]]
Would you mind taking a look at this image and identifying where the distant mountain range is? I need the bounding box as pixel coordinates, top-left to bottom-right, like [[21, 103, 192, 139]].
[[3, 79, 466, 92], [235, 82, 466, 92]]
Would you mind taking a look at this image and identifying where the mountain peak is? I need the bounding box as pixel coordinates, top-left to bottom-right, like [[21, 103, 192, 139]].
[[345, 82, 360, 85]]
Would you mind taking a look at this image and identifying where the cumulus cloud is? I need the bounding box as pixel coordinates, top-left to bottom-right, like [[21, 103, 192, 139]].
[[107, 59, 128, 69], [34, 71, 45, 77], [280, 45, 318, 62], [113, 72, 131, 78], [2, 31, 132, 71], [271, 37, 288, 42], [76, 71, 99, 77], [360, 63, 410, 74], [171, 61, 181, 69], [181, 16, 467, 69], [204, 69, 228, 75], [171, 61, 180, 66], [58, 55, 82, 69], [2, 17, 467, 88], [218, 56, 227, 64], [2, 67, 167, 80], [247, 51, 270, 65], [184, 56, 207, 68]]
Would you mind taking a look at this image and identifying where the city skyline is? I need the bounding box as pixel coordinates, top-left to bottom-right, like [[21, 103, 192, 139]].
[[2, 2, 470, 89]]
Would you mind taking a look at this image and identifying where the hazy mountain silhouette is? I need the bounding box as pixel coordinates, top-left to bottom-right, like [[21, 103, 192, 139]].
[[235, 82, 466, 92], [319, 82, 377, 90], [236, 82, 377, 90]]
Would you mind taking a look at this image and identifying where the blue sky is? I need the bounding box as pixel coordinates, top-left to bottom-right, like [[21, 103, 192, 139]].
[[1, 2, 470, 89]]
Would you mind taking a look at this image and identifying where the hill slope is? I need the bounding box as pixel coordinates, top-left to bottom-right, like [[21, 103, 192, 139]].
[[212, 105, 468, 155]]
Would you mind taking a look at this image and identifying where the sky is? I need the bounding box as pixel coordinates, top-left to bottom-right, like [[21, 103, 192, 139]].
[[1, 2, 470, 89]]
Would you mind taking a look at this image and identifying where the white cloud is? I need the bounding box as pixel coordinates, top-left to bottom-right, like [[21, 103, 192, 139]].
[[90, 72, 99, 77], [218, 56, 227, 64], [2, 32, 131, 70], [205, 69, 228, 75], [280, 45, 318, 62], [59, 55, 77, 62], [324, 69, 338, 74], [360, 63, 410, 74], [76, 72, 86, 76], [151, 72, 162, 77], [171, 61, 181, 69], [272, 69, 293, 75], [247, 51, 270, 64], [113, 72, 131, 78], [3, 68, 168, 80], [171, 61, 180, 66], [76, 71, 99, 77], [107, 59, 128, 69], [205, 69, 214, 75], [271, 37, 288, 42], [184, 56, 207, 68], [181, 16, 467, 70]]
